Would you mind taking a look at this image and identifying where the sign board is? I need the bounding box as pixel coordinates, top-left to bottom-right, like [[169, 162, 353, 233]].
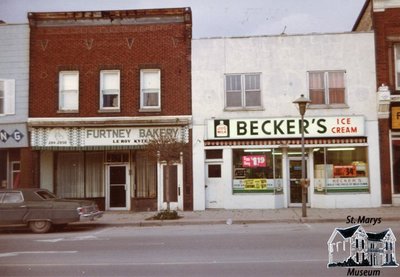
[[207, 116, 365, 140], [392, 106, 400, 130], [242, 155, 267, 168], [31, 126, 188, 148], [0, 123, 28, 148]]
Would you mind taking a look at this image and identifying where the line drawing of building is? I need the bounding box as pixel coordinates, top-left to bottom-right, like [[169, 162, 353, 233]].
[[327, 224, 398, 268]]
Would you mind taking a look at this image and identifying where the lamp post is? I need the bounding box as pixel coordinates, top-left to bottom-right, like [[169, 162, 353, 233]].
[[293, 94, 311, 217]]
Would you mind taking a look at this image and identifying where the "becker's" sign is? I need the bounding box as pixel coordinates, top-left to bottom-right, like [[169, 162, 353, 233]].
[[207, 116, 365, 139]]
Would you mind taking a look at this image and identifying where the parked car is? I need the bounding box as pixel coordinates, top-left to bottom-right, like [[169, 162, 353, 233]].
[[0, 188, 103, 233]]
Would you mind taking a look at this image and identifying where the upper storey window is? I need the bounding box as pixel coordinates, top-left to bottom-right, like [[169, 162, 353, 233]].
[[0, 79, 15, 115], [225, 73, 261, 109], [395, 45, 400, 91], [140, 69, 161, 111], [100, 70, 120, 110], [308, 71, 346, 107], [59, 71, 79, 111]]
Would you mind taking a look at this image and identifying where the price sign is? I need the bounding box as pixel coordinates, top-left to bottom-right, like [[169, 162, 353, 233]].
[[242, 155, 267, 168]]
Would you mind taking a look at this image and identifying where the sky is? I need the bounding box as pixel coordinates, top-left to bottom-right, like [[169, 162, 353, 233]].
[[0, 0, 366, 38]]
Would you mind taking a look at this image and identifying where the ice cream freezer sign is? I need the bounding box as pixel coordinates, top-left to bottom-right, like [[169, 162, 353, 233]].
[[208, 116, 365, 139]]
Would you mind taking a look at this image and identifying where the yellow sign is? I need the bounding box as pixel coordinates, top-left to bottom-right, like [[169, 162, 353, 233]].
[[392, 107, 400, 129], [243, 179, 267, 190]]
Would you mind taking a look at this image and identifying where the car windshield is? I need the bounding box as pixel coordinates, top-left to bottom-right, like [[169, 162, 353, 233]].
[[36, 190, 57, 200]]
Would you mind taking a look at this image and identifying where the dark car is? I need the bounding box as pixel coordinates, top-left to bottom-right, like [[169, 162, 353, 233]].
[[0, 188, 103, 233]]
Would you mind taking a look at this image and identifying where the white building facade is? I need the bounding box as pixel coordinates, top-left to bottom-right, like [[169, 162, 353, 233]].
[[192, 32, 380, 210]]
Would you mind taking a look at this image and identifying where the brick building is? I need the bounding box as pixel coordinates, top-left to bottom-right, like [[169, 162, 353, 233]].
[[354, 0, 400, 205], [27, 8, 193, 211]]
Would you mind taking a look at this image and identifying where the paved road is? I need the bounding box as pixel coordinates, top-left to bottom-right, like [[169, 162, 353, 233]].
[[0, 222, 399, 277]]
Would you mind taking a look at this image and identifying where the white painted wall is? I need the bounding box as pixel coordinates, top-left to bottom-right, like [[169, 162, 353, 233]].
[[0, 24, 29, 123], [192, 32, 380, 210]]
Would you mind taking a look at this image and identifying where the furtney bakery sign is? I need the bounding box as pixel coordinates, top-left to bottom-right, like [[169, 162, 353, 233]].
[[207, 116, 365, 140], [30, 126, 187, 148]]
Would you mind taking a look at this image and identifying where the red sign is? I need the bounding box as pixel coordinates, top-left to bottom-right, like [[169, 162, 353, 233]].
[[242, 155, 267, 168]]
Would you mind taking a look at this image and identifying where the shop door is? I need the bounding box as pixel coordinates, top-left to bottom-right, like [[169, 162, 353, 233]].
[[288, 158, 309, 206], [205, 163, 223, 209], [106, 165, 130, 210], [159, 164, 183, 210]]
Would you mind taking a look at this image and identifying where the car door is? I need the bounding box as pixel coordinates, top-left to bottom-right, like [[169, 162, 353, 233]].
[[0, 191, 28, 224]]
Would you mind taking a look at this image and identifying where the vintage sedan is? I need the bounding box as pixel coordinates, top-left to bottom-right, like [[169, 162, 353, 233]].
[[0, 188, 103, 233]]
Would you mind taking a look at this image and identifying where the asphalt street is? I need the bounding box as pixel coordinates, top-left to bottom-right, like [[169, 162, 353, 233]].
[[0, 222, 399, 277]]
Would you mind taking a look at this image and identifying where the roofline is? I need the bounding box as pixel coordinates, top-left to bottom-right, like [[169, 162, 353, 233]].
[[28, 7, 192, 26], [193, 30, 374, 41], [352, 0, 371, 31]]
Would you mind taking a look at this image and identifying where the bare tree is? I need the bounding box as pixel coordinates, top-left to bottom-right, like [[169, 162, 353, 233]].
[[143, 136, 187, 211]]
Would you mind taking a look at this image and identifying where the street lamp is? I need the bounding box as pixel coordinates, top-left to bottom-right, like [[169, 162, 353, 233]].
[[293, 94, 311, 217]]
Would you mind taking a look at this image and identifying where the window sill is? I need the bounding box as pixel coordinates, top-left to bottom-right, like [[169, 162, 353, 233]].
[[98, 109, 121, 113], [57, 110, 79, 114], [308, 104, 349, 109], [224, 107, 264, 112], [139, 108, 161, 113]]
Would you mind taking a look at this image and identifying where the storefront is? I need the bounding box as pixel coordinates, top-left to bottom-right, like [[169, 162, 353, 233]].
[[0, 123, 28, 189], [29, 118, 191, 211], [390, 105, 400, 205], [197, 115, 381, 209]]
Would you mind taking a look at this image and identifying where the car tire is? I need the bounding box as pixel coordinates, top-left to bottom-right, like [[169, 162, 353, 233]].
[[29, 220, 52, 233]]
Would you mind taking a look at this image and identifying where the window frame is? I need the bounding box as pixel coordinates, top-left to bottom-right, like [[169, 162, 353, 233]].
[[140, 69, 161, 111], [100, 70, 120, 111], [308, 70, 347, 108], [0, 79, 15, 115], [394, 44, 400, 91], [224, 73, 262, 110], [59, 71, 79, 112]]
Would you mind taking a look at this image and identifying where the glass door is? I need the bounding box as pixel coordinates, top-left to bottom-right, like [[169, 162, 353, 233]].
[[289, 158, 308, 205], [107, 164, 130, 210], [159, 163, 183, 210]]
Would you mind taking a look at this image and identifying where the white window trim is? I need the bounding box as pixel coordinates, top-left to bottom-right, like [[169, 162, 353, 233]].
[[59, 71, 79, 112], [307, 70, 348, 109], [100, 70, 120, 111], [140, 69, 161, 112], [0, 79, 15, 115], [224, 73, 262, 110]]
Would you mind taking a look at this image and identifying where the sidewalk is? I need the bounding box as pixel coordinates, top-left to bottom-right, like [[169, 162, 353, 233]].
[[82, 206, 400, 227]]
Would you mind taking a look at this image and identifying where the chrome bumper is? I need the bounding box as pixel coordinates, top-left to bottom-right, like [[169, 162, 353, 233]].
[[80, 210, 103, 221]]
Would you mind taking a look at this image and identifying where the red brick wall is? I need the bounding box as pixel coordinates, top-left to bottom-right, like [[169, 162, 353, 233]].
[[29, 21, 191, 117], [372, 8, 400, 204], [28, 10, 194, 210]]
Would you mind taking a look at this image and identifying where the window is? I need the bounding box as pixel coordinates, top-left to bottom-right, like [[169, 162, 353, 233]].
[[392, 138, 400, 194], [57, 152, 84, 198], [140, 69, 161, 110], [205, 150, 223, 178], [225, 73, 261, 109], [0, 79, 15, 115], [208, 164, 221, 178], [313, 147, 368, 193], [232, 149, 282, 193], [136, 151, 157, 198], [100, 70, 120, 110], [395, 45, 400, 90], [2, 192, 23, 203], [59, 71, 79, 111], [308, 71, 346, 105]]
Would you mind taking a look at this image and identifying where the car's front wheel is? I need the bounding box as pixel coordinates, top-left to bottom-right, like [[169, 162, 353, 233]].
[[29, 220, 52, 233]]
